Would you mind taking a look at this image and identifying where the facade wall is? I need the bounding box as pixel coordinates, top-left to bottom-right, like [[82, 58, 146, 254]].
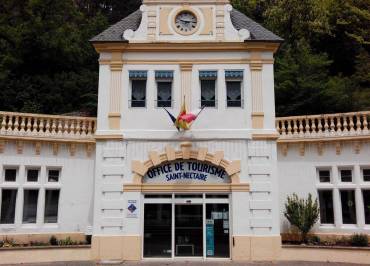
[[278, 141, 370, 235], [0, 141, 95, 235]]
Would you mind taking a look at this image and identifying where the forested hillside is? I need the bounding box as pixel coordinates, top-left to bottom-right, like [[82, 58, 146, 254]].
[[0, 0, 369, 116]]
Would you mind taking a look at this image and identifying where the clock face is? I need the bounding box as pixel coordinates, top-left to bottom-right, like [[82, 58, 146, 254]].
[[175, 11, 198, 34]]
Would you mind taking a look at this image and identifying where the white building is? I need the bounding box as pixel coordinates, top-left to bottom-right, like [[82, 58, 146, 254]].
[[0, 0, 369, 263]]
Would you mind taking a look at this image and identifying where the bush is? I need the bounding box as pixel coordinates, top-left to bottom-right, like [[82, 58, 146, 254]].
[[49, 236, 58, 246], [85, 235, 92, 245], [350, 234, 369, 247], [284, 193, 320, 243]]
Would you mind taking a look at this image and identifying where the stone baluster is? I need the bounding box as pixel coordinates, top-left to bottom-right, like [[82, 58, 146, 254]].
[[51, 119, 57, 135], [20, 116, 26, 133], [70, 120, 76, 136], [343, 116, 348, 134], [363, 114, 369, 134], [87, 120, 93, 137], [287, 120, 292, 136], [1, 114, 7, 133], [81, 120, 87, 137], [349, 115, 355, 134], [13, 116, 19, 133], [311, 118, 317, 136], [45, 118, 51, 136], [26, 117, 32, 133], [323, 117, 329, 136], [57, 120, 63, 136], [6, 115, 13, 133], [330, 117, 335, 135], [76, 119, 81, 137], [32, 117, 38, 134], [299, 118, 304, 137], [293, 119, 299, 136], [356, 114, 362, 135], [317, 118, 323, 136], [63, 119, 70, 137]]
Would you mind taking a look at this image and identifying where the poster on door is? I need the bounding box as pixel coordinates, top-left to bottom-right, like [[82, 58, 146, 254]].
[[206, 219, 214, 256]]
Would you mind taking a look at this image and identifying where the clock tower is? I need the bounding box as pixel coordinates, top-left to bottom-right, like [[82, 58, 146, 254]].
[[123, 0, 251, 42]]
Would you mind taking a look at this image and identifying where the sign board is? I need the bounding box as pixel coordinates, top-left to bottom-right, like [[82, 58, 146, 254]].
[[143, 160, 230, 184], [206, 219, 215, 256], [126, 200, 139, 218]]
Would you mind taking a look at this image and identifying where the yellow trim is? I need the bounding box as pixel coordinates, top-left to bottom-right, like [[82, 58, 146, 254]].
[[0, 135, 95, 144], [200, 7, 214, 35], [93, 42, 281, 53], [159, 7, 172, 35], [277, 136, 370, 143], [252, 133, 280, 140], [123, 183, 249, 192], [99, 58, 275, 65], [94, 134, 123, 141]]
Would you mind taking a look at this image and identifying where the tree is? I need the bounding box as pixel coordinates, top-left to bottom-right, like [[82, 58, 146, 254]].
[[0, 0, 108, 115], [284, 193, 320, 243]]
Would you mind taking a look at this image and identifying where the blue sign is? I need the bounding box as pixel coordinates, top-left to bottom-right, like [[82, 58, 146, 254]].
[[206, 219, 214, 256]]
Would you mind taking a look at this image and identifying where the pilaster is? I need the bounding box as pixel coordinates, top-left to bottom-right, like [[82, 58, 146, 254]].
[[109, 52, 123, 130], [250, 52, 264, 129]]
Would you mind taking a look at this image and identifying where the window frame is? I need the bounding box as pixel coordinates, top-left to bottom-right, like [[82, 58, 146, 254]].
[[317, 189, 335, 225], [225, 79, 244, 108], [200, 79, 217, 108], [25, 167, 41, 183], [3, 167, 18, 183], [156, 79, 173, 108], [129, 78, 147, 108]]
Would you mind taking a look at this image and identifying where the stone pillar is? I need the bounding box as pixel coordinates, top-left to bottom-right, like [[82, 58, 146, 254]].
[[180, 64, 193, 108], [250, 52, 264, 129], [109, 52, 123, 130]]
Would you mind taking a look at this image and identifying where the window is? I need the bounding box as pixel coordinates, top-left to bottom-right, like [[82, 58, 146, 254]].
[[23, 190, 39, 223], [27, 169, 39, 182], [129, 71, 147, 108], [199, 71, 217, 107], [318, 190, 334, 224], [318, 170, 331, 183], [340, 169, 352, 183], [201, 80, 216, 107], [363, 190, 370, 224], [363, 169, 370, 182], [0, 189, 18, 224], [226, 81, 242, 107], [225, 70, 243, 108], [4, 168, 17, 182], [44, 190, 60, 223], [340, 190, 357, 224], [156, 71, 173, 108], [48, 169, 60, 183]]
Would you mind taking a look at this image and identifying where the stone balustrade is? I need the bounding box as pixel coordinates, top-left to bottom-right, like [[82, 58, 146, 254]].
[[276, 111, 370, 141], [1, 111, 370, 143], [0, 111, 96, 142]]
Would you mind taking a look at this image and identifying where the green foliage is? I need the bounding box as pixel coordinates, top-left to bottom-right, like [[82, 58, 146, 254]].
[[58, 236, 77, 246], [0, 0, 369, 115], [49, 235, 58, 246], [284, 193, 320, 243], [350, 234, 369, 247]]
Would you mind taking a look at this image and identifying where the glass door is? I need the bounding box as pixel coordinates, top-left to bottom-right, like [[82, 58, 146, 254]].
[[206, 203, 230, 258], [144, 203, 172, 258], [175, 204, 203, 257]]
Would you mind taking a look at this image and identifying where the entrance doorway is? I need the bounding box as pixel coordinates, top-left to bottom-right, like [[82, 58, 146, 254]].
[[143, 194, 230, 259]]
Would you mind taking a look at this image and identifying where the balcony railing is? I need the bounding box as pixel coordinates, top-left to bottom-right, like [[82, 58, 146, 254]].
[[1, 110, 370, 142], [276, 111, 370, 141], [0, 111, 96, 142]]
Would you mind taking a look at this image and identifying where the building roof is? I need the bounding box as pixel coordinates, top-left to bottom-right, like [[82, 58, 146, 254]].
[[90, 8, 283, 43]]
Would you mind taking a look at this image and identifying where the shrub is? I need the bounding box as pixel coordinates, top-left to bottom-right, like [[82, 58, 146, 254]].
[[308, 235, 321, 245], [49, 236, 58, 246], [284, 193, 320, 243], [85, 235, 92, 245], [350, 234, 369, 247]]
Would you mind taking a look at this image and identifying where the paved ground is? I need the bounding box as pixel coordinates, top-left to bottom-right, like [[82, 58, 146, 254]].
[[3, 262, 367, 266]]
